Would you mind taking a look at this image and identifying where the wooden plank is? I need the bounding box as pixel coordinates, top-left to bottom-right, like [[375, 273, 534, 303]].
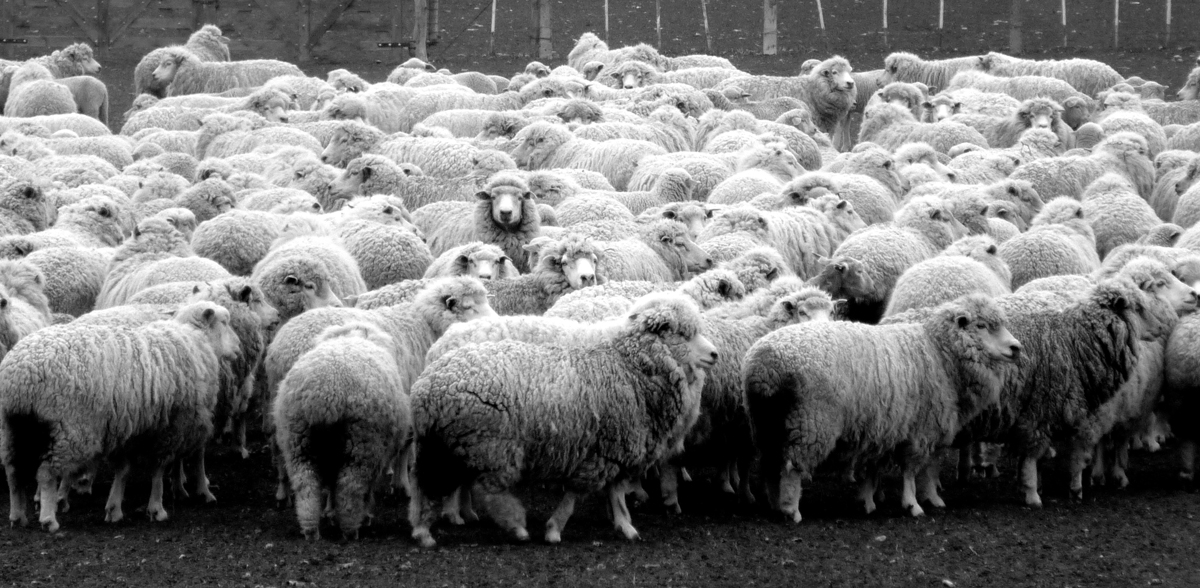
[[47, 0, 102, 43], [537, 0, 550, 59], [307, 0, 355, 50], [297, 0, 311, 60], [108, 0, 157, 42], [412, 0, 427, 59], [1, 0, 16, 58]]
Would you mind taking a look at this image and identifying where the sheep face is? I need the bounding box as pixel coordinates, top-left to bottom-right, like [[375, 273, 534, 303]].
[[811, 57, 854, 94], [811, 256, 873, 301], [1176, 160, 1200, 195], [611, 61, 655, 89], [896, 143, 956, 182], [986, 201, 1027, 231], [457, 252, 508, 280], [922, 95, 961, 122], [286, 275, 342, 311], [659, 205, 708, 240], [64, 43, 101, 75], [248, 90, 292, 123], [1122, 259, 1200, 315], [1017, 99, 1062, 132], [152, 55, 184, 85], [178, 302, 241, 360], [477, 184, 530, 229], [952, 306, 1022, 364], [772, 290, 835, 325], [1177, 67, 1200, 100], [658, 228, 713, 276], [557, 251, 599, 289], [510, 123, 567, 169], [878, 82, 923, 117]]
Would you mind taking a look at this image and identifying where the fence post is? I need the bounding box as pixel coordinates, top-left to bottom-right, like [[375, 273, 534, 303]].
[[1112, 0, 1119, 48], [656, 0, 662, 49], [882, 0, 888, 48], [1165, 0, 1171, 46], [1061, 0, 1068, 47], [0, 0, 12, 59], [428, 0, 439, 42], [701, 0, 711, 53], [298, 0, 311, 61], [762, 0, 777, 55], [413, 0, 428, 60], [604, 0, 610, 42], [816, 0, 828, 51], [489, 0, 496, 54], [538, 0, 552, 59], [1009, 0, 1022, 55]]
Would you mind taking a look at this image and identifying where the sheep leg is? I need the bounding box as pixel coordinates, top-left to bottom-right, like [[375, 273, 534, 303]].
[[918, 460, 946, 509], [607, 482, 640, 541], [1067, 444, 1093, 502], [479, 490, 529, 542], [1180, 440, 1196, 481], [737, 457, 756, 505], [957, 447, 973, 482], [335, 465, 371, 541], [146, 462, 170, 522], [901, 468, 925, 518], [1112, 440, 1130, 490], [289, 460, 322, 541], [104, 460, 132, 523], [273, 442, 290, 504], [36, 463, 60, 532], [6, 464, 27, 527], [719, 461, 736, 495], [233, 410, 250, 460], [173, 461, 190, 500], [1020, 455, 1043, 507], [407, 483, 438, 548], [778, 461, 804, 524], [658, 461, 682, 514], [191, 447, 217, 503], [441, 486, 466, 525], [544, 491, 578, 544], [627, 477, 650, 505], [1090, 442, 1108, 487], [856, 465, 879, 515]]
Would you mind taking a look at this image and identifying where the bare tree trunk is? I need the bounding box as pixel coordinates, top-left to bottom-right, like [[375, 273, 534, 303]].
[[1009, 0, 1023, 55]]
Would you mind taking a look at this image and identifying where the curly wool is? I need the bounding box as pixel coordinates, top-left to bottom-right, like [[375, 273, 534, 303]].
[[155, 48, 303, 96], [0, 259, 52, 362], [1081, 174, 1165, 258], [599, 219, 712, 282], [20, 245, 109, 317], [134, 25, 230, 97], [510, 121, 667, 191], [744, 293, 1015, 521], [1009, 132, 1155, 201], [251, 234, 367, 321], [999, 197, 1100, 289], [858, 103, 990, 154], [423, 242, 518, 280], [980, 52, 1123, 97]]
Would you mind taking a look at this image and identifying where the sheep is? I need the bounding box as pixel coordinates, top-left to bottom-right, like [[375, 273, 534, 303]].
[[713, 56, 857, 151], [951, 97, 1075, 150], [96, 216, 231, 309], [1, 301, 239, 531], [700, 197, 866, 279], [4, 63, 77, 118], [1080, 174, 1167, 258], [336, 219, 433, 290], [979, 52, 1123, 96], [743, 293, 1021, 522], [880, 51, 984, 92], [579, 167, 695, 216], [48, 75, 108, 125], [251, 234, 367, 322], [638, 201, 711, 240], [422, 242, 518, 281], [413, 173, 541, 272], [22, 195, 124, 249], [717, 246, 794, 293], [509, 120, 667, 191], [486, 233, 605, 315], [706, 144, 806, 205], [859, 103, 990, 154], [0, 113, 108, 137], [328, 154, 479, 212], [153, 48, 303, 96], [17, 246, 109, 317], [273, 322, 411, 540], [0, 179, 55, 237], [597, 219, 712, 282], [999, 197, 1101, 289], [813, 195, 968, 323], [947, 70, 1087, 105], [133, 25, 230, 98], [884, 236, 1012, 316], [868, 81, 926, 119], [1009, 132, 1154, 201], [396, 78, 576, 133], [945, 275, 1175, 506], [894, 141, 958, 182], [262, 277, 494, 500], [408, 291, 717, 546], [945, 149, 1020, 185], [0, 259, 51, 363], [572, 113, 693, 154]]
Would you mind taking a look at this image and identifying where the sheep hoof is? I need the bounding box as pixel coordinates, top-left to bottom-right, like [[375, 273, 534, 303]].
[[545, 529, 562, 544], [105, 506, 124, 523], [237, 447, 251, 460], [785, 509, 802, 524], [302, 528, 320, 541], [664, 500, 681, 515], [1090, 473, 1106, 487], [861, 500, 876, 515], [511, 527, 530, 542], [1069, 488, 1083, 502], [1178, 471, 1194, 482], [10, 514, 28, 528], [1114, 473, 1129, 489], [149, 506, 169, 522], [906, 504, 925, 518], [58, 498, 71, 514], [412, 529, 436, 549], [40, 519, 59, 533], [201, 491, 217, 504], [617, 527, 640, 542], [680, 468, 692, 483], [443, 512, 466, 526]]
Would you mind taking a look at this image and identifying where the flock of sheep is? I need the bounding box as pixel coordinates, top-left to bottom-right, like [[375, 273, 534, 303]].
[[0, 25, 1198, 547]]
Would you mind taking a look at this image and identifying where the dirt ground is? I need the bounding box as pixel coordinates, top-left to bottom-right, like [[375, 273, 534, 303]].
[[6, 2, 1200, 586]]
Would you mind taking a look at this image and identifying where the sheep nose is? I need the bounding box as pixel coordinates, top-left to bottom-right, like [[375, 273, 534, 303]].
[[280, 116, 289, 123], [945, 171, 957, 182], [499, 210, 513, 221], [708, 350, 719, 362], [845, 80, 855, 89], [704, 257, 714, 268], [1190, 291, 1199, 305], [1009, 343, 1023, 358], [580, 274, 596, 286]]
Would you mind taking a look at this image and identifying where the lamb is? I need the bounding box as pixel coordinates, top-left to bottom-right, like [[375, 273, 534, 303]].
[[251, 234, 367, 322], [1, 301, 239, 531], [133, 25, 230, 97], [1009, 132, 1154, 201], [510, 121, 667, 191], [407, 292, 718, 546], [743, 294, 1021, 521], [1081, 174, 1167, 258], [814, 195, 968, 323], [4, 63, 77, 118], [422, 242, 518, 280], [153, 48, 304, 96], [0, 259, 51, 363], [713, 56, 857, 150], [979, 52, 1123, 96], [597, 220, 712, 282], [998, 197, 1101, 289], [884, 236, 1012, 316], [273, 322, 411, 540], [859, 103, 990, 154], [880, 51, 985, 92]]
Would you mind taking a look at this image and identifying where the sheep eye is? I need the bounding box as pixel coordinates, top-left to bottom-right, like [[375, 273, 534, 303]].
[[882, 161, 892, 169]]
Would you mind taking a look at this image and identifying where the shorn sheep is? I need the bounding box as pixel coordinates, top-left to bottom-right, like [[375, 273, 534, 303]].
[[273, 322, 412, 541], [743, 294, 1021, 522], [1, 301, 240, 531], [407, 292, 719, 547]]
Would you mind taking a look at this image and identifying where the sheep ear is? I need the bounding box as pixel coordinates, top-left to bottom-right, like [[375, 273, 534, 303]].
[[202, 307, 216, 323], [360, 166, 372, 182], [237, 285, 254, 303], [836, 200, 848, 210], [782, 300, 797, 315], [475, 190, 492, 201], [663, 210, 677, 219], [132, 226, 142, 238], [21, 185, 37, 199], [284, 274, 300, 286], [456, 254, 470, 266], [523, 191, 534, 200], [764, 267, 780, 281], [986, 244, 998, 255], [192, 284, 203, 295], [342, 294, 359, 307], [955, 314, 971, 328], [718, 280, 731, 297], [382, 205, 395, 214], [929, 209, 945, 221], [442, 295, 459, 311]]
